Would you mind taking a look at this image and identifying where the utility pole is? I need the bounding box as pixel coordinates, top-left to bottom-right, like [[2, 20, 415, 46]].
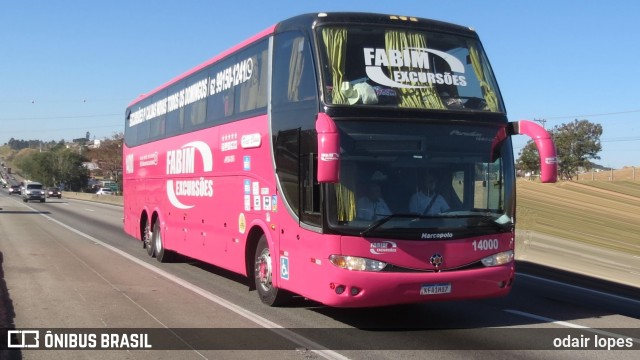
[[533, 118, 547, 129]]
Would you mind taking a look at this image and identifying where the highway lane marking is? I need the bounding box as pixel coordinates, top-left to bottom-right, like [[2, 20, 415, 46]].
[[509, 273, 640, 344], [504, 309, 640, 344], [26, 202, 349, 360], [517, 273, 640, 305]]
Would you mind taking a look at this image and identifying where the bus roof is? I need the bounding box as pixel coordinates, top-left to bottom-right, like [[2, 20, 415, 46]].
[[278, 12, 477, 37]]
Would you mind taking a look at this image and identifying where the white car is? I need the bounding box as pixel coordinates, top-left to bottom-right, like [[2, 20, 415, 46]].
[[22, 182, 46, 202], [96, 188, 113, 195]]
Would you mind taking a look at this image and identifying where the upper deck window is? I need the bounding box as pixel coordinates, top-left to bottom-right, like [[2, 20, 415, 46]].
[[317, 26, 504, 113]]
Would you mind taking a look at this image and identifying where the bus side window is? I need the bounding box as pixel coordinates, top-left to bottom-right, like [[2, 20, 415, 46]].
[[166, 82, 185, 136], [149, 91, 167, 140], [302, 153, 321, 215], [275, 129, 301, 217], [237, 48, 268, 112], [136, 119, 150, 145], [273, 31, 317, 104], [184, 72, 208, 131]]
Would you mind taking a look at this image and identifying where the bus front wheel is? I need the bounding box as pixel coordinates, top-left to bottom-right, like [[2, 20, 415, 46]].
[[254, 235, 290, 306]]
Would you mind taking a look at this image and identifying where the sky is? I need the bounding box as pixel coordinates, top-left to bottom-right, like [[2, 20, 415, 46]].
[[1, 0, 638, 169]]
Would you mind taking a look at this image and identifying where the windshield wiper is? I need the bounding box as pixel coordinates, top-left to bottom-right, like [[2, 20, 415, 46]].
[[467, 214, 512, 231], [359, 214, 418, 236], [417, 212, 513, 231], [358, 213, 511, 237]]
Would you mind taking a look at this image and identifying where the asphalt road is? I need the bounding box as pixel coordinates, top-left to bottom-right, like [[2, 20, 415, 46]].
[[0, 191, 639, 360]]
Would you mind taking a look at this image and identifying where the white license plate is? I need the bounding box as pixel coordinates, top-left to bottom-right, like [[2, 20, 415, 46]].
[[420, 283, 452, 295]]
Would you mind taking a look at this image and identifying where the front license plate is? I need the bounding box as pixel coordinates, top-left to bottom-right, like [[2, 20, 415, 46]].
[[420, 283, 451, 295]]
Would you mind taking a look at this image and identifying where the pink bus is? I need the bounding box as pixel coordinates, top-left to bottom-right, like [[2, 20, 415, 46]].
[[123, 13, 557, 307]]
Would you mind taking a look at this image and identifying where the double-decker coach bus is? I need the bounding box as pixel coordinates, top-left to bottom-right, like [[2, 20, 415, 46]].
[[123, 12, 557, 307]]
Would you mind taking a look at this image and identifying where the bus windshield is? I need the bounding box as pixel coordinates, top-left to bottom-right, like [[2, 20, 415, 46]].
[[317, 25, 504, 112], [328, 121, 514, 239]]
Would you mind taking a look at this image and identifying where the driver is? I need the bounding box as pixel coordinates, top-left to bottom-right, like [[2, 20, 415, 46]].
[[409, 174, 449, 215]]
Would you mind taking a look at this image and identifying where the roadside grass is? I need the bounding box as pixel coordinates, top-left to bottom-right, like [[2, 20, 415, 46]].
[[516, 179, 640, 256], [577, 180, 640, 198]]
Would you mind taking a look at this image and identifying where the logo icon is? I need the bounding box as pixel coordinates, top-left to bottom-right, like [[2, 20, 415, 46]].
[[166, 141, 214, 209], [370, 241, 397, 254], [430, 253, 444, 268], [364, 47, 466, 89], [7, 330, 40, 348]]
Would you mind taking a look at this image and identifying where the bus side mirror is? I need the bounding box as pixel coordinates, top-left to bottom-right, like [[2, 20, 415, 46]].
[[511, 120, 558, 183], [315, 113, 340, 183]]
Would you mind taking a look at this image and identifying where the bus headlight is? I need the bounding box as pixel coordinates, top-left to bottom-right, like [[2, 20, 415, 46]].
[[481, 250, 514, 267], [329, 255, 387, 271]]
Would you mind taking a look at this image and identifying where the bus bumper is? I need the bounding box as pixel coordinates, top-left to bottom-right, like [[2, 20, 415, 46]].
[[316, 264, 514, 308]]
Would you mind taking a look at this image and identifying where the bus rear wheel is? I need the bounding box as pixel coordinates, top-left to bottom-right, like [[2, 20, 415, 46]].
[[254, 235, 290, 306], [144, 220, 154, 257], [152, 221, 176, 263]]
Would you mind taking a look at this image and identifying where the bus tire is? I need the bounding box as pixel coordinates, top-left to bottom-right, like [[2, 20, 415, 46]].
[[153, 220, 176, 263], [144, 220, 155, 257], [254, 235, 290, 306]]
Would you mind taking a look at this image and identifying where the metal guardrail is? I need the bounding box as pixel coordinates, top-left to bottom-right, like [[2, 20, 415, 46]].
[[61, 192, 124, 206]]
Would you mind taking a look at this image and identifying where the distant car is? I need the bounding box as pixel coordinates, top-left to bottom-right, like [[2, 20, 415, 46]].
[[22, 182, 45, 203], [47, 187, 62, 198], [96, 188, 113, 195], [9, 185, 21, 195]]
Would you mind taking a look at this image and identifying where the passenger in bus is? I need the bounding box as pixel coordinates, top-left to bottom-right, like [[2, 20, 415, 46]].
[[409, 174, 450, 215], [357, 181, 391, 221]]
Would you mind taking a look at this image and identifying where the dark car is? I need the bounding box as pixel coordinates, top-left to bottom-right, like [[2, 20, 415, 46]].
[[9, 185, 21, 195], [47, 187, 62, 198]]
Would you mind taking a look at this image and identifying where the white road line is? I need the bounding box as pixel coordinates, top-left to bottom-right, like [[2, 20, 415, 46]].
[[509, 272, 640, 344], [517, 272, 640, 305], [504, 309, 640, 344], [29, 203, 350, 360]]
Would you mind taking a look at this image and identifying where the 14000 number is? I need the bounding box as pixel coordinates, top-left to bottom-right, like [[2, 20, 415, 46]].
[[472, 239, 499, 251]]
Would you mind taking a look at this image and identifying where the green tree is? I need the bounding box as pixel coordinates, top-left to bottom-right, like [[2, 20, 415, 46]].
[[552, 119, 602, 180], [85, 133, 123, 185], [516, 140, 541, 179], [12, 147, 89, 191], [12, 148, 38, 177], [55, 149, 90, 191]]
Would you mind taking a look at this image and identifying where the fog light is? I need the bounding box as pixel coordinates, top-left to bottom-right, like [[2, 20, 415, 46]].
[[350, 287, 361, 296], [335, 285, 345, 295]]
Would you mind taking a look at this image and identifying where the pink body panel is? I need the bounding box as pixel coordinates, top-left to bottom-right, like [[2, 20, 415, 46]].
[[123, 115, 278, 276], [277, 232, 514, 307]]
